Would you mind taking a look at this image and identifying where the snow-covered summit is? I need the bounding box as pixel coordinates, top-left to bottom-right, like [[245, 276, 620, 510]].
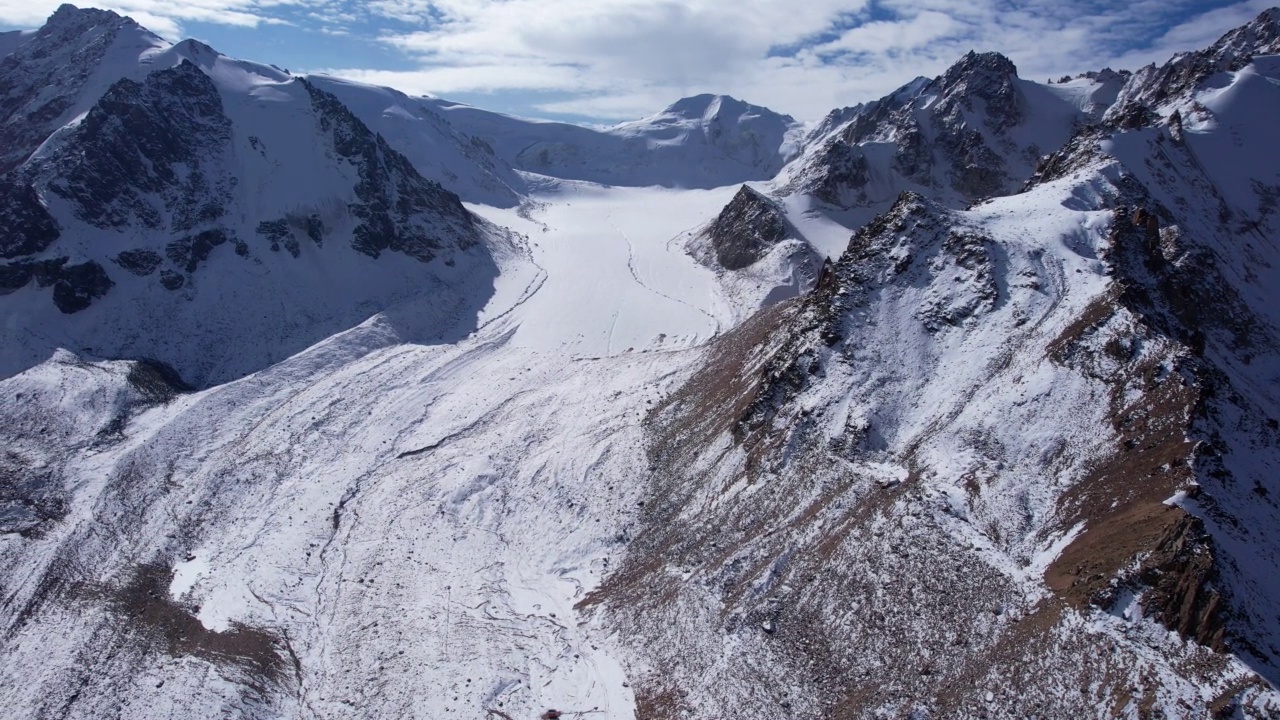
[[659, 93, 762, 121]]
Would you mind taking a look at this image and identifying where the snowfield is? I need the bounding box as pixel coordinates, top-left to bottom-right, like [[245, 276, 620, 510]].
[[471, 184, 737, 356], [0, 177, 796, 719]]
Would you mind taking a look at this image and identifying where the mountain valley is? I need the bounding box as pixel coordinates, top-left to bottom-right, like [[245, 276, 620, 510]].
[[2, 5, 1280, 718]]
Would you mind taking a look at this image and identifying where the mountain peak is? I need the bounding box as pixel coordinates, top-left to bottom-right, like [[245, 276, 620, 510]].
[[705, 184, 790, 270], [173, 38, 219, 57], [933, 49, 1022, 130], [1207, 5, 1280, 63], [660, 93, 795, 125], [46, 4, 128, 30], [941, 50, 1019, 88], [664, 94, 748, 120]]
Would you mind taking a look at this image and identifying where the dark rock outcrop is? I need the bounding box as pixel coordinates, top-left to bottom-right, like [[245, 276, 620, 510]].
[[113, 248, 162, 276], [49, 259, 113, 312], [0, 177, 60, 258], [0, 257, 113, 312], [45, 60, 235, 232], [302, 79, 478, 263], [705, 186, 791, 270], [1140, 514, 1227, 650], [165, 229, 231, 274], [0, 5, 152, 173], [801, 141, 870, 208], [256, 214, 325, 258]]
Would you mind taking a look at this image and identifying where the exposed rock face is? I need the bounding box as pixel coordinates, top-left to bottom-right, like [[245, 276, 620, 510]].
[[0, 257, 113, 313], [302, 79, 478, 262], [48, 260, 114, 313], [800, 140, 870, 208], [1138, 513, 1227, 650], [0, 5, 155, 174], [934, 51, 1023, 131], [896, 51, 1024, 195], [783, 52, 1047, 210], [112, 249, 162, 276], [0, 177, 59, 258], [0, 60, 234, 310], [45, 60, 235, 232], [704, 186, 791, 270]]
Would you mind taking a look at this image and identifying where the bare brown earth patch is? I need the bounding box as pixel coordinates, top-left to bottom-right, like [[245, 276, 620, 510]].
[[579, 298, 800, 614], [98, 563, 290, 689]]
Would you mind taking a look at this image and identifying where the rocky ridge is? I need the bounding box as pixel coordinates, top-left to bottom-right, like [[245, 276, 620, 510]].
[[589, 11, 1280, 718], [780, 51, 1091, 214]]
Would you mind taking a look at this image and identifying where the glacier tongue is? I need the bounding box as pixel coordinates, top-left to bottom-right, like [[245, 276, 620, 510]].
[[0, 178, 753, 719]]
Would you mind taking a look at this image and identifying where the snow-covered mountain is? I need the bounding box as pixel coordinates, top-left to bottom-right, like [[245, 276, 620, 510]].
[[2, 4, 1280, 720], [304, 76, 527, 208], [425, 93, 804, 189], [0, 36, 509, 388], [592, 10, 1280, 717], [0, 5, 527, 206], [0, 5, 167, 173], [776, 51, 1126, 231]]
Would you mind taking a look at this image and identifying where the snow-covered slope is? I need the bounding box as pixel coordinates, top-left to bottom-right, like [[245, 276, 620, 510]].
[[301, 76, 526, 208], [426, 94, 804, 189], [0, 10, 509, 388], [0, 140, 757, 720], [0, 302, 667, 719]]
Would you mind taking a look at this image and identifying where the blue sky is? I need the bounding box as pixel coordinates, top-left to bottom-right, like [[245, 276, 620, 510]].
[[2, 1, 1275, 123]]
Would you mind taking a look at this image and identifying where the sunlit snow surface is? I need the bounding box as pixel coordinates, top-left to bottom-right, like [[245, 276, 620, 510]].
[[472, 184, 737, 356], [0, 180, 783, 718]]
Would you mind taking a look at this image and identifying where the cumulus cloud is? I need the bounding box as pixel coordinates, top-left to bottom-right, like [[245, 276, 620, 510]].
[[322, 0, 1276, 120], [2, 0, 1275, 121]]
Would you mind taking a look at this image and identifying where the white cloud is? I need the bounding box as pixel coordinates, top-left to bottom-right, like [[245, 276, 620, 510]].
[[811, 11, 965, 55], [319, 0, 1277, 121], [318, 64, 601, 95], [0, 0, 314, 39], [3, 0, 1275, 121]]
